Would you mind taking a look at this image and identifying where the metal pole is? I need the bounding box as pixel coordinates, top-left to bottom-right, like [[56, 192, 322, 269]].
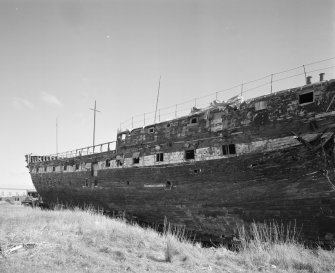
[[303, 65, 307, 83], [175, 104, 177, 118], [194, 98, 197, 107], [154, 75, 161, 124], [93, 100, 96, 146], [132, 116, 134, 128], [56, 117, 58, 155], [144, 113, 146, 126], [270, 74, 273, 94], [215, 92, 218, 100], [240, 83, 244, 96]]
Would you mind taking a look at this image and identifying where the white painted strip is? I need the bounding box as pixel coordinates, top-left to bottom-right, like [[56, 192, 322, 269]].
[[144, 184, 166, 188], [35, 133, 319, 173], [315, 110, 335, 119]]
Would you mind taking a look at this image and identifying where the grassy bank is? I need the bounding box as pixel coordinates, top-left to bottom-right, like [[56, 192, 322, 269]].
[[0, 203, 334, 273]]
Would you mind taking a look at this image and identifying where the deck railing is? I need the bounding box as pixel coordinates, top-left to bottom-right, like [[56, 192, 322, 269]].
[[119, 57, 335, 131], [27, 141, 117, 163]]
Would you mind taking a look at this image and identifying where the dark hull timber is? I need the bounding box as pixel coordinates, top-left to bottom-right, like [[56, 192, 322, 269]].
[[27, 79, 335, 244], [31, 141, 335, 243]]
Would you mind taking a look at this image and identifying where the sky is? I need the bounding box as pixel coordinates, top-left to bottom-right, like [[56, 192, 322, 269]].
[[0, 0, 334, 189]]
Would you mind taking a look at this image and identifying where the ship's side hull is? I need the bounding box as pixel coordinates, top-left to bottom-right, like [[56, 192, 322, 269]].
[[28, 80, 335, 243], [31, 142, 335, 243]]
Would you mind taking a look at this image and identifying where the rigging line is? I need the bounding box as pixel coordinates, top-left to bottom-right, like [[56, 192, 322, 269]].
[[272, 72, 305, 83], [272, 65, 302, 76], [242, 74, 271, 85], [242, 82, 271, 94], [304, 57, 335, 67], [216, 83, 242, 94], [306, 65, 335, 74]]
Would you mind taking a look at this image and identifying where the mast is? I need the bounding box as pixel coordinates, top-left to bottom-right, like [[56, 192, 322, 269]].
[[56, 117, 58, 156], [154, 75, 161, 124], [89, 100, 101, 147]]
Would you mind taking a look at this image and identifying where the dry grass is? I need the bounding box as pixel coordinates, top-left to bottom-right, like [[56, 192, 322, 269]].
[[0, 203, 334, 273], [237, 221, 335, 272]]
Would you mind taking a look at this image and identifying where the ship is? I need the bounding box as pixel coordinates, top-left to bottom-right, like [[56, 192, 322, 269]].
[[26, 71, 335, 245]]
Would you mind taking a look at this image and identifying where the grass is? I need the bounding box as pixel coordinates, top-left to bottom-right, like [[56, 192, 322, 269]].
[[0, 203, 334, 273]]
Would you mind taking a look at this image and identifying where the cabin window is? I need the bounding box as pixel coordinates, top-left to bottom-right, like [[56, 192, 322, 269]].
[[44, 166, 47, 172], [132, 152, 140, 164], [299, 91, 314, 104], [222, 144, 236, 155], [105, 159, 111, 167], [36, 167, 39, 173], [166, 181, 172, 189], [116, 156, 124, 167], [156, 153, 164, 162], [52, 166, 56, 172], [94, 179, 98, 187], [190, 117, 198, 124], [166, 123, 171, 128], [64, 165, 67, 171], [121, 133, 127, 141], [255, 101, 267, 111], [148, 127, 155, 133], [75, 163, 80, 170], [133, 157, 140, 164], [185, 149, 195, 160], [85, 179, 88, 187]]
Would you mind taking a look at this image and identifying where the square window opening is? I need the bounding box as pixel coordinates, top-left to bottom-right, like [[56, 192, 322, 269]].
[[116, 160, 123, 167], [148, 127, 155, 133], [299, 92, 314, 104], [185, 149, 195, 160], [156, 153, 164, 162], [52, 166, 56, 172], [190, 117, 198, 124], [133, 157, 140, 164], [222, 145, 228, 155], [222, 144, 236, 155], [105, 159, 111, 167]]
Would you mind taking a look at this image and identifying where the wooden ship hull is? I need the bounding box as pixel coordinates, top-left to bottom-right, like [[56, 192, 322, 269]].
[[26, 77, 335, 244]]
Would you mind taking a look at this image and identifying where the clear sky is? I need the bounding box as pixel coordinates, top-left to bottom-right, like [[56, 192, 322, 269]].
[[0, 0, 334, 189]]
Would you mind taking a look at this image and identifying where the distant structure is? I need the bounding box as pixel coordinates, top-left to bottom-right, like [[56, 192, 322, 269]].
[[0, 188, 34, 201]]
